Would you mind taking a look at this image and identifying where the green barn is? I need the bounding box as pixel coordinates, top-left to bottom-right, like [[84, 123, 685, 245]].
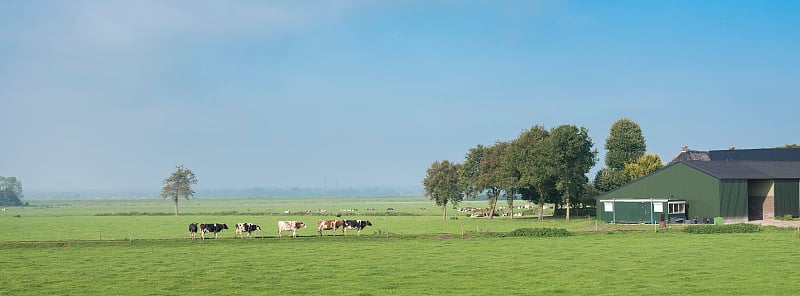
[[597, 147, 800, 223], [598, 199, 687, 224]]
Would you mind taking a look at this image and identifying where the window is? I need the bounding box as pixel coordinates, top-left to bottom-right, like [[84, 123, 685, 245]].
[[604, 202, 613, 212], [668, 202, 686, 214], [654, 203, 663, 213]]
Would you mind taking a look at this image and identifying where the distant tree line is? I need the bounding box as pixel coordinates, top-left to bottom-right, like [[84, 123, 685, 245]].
[[0, 176, 25, 206], [423, 119, 664, 221]]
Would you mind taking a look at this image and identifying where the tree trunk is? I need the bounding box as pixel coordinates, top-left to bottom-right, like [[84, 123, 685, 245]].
[[509, 199, 514, 219], [538, 197, 544, 221], [488, 189, 499, 219], [442, 205, 447, 220], [174, 198, 180, 216], [565, 186, 570, 221]]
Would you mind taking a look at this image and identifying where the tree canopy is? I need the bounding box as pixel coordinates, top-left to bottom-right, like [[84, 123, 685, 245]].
[[0, 176, 24, 207], [593, 168, 629, 192], [423, 160, 463, 220], [549, 125, 597, 220], [595, 118, 647, 192], [460, 144, 486, 200], [604, 118, 646, 170], [511, 125, 557, 220], [453, 123, 596, 220], [160, 165, 197, 216], [623, 154, 664, 180], [470, 142, 511, 219]]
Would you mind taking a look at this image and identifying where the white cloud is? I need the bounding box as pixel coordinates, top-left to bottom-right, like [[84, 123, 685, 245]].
[[1, 0, 367, 107], [35, 1, 361, 51]]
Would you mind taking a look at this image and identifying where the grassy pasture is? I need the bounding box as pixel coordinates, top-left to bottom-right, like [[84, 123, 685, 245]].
[[1, 197, 799, 295]]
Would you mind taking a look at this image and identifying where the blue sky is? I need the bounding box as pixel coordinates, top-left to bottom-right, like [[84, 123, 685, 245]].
[[1, 1, 799, 193]]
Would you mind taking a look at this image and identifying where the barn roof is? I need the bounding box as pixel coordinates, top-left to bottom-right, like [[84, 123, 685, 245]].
[[597, 147, 800, 200], [669, 149, 710, 165], [709, 148, 800, 162], [683, 160, 800, 179], [669, 147, 800, 165]]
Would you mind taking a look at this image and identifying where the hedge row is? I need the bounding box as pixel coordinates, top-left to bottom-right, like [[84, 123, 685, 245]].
[[505, 228, 572, 237], [683, 223, 761, 234]]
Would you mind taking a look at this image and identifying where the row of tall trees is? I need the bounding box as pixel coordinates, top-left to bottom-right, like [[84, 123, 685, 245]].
[[423, 124, 598, 220], [0, 176, 24, 206]]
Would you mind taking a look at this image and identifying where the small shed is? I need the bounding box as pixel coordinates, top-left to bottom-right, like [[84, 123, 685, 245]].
[[597, 198, 687, 224]]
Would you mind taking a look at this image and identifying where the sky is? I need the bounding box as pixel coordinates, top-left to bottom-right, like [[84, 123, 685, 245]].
[[1, 1, 799, 194]]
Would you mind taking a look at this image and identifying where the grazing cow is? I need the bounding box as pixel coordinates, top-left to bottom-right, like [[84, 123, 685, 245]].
[[277, 221, 306, 238], [342, 220, 372, 235], [235, 223, 262, 238], [189, 223, 198, 240], [317, 220, 345, 237], [199, 223, 228, 240]]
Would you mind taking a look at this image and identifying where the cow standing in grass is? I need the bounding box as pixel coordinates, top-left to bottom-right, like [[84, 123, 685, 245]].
[[199, 223, 228, 240], [317, 220, 344, 237], [189, 223, 198, 240], [278, 221, 306, 238], [235, 223, 262, 238], [342, 220, 372, 235]]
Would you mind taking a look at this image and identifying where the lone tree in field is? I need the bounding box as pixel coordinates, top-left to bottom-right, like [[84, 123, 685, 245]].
[[423, 160, 463, 220], [0, 176, 24, 207], [161, 165, 197, 216]]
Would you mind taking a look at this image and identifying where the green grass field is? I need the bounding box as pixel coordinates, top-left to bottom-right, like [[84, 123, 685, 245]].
[[2, 197, 799, 295]]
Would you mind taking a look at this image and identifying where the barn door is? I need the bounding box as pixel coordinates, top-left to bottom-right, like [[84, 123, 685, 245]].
[[749, 197, 765, 220]]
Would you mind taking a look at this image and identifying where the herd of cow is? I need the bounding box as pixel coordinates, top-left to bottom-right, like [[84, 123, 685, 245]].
[[187, 220, 373, 240]]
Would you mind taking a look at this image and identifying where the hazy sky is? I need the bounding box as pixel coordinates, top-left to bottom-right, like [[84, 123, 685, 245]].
[[2, 1, 799, 192]]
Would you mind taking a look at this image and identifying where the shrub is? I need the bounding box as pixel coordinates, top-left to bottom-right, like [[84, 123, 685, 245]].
[[505, 228, 571, 237], [683, 223, 761, 234]]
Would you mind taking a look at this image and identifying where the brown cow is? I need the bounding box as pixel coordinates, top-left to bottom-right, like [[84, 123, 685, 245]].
[[317, 220, 345, 237], [277, 221, 306, 238]]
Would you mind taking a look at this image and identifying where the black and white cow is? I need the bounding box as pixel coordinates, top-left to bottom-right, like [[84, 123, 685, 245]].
[[342, 220, 372, 235], [199, 223, 228, 240], [189, 223, 198, 240], [235, 223, 262, 238]]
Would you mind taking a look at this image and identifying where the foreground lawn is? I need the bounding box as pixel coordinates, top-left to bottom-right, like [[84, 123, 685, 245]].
[[2, 231, 799, 295]]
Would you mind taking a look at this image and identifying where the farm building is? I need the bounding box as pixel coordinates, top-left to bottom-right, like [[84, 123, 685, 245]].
[[598, 199, 687, 224], [597, 147, 800, 224]]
